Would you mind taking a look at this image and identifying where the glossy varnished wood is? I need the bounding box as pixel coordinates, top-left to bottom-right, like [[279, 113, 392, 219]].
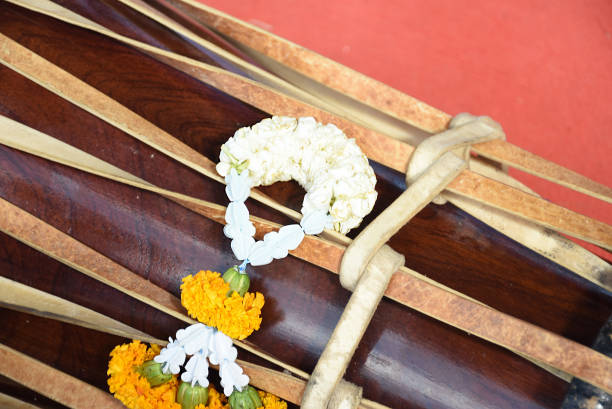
[[54, 0, 255, 76], [0, 2, 610, 408]]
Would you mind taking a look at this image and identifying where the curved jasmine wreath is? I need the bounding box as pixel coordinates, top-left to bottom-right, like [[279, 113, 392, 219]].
[[217, 116, 377, 270], [107, 116, 377, 409]]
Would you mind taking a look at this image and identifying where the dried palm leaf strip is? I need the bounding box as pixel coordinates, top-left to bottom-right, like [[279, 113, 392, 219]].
[[0, 344, 124, 409], [164, 0, 612, 205], [0, 16, 609, 254], [0, 275, 166, 345], [0, 392, 42, 409], [1, 167, 609, 390]]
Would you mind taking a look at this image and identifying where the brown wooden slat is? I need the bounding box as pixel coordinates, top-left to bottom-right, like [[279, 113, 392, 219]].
[[0, 344, 123, 409], [0, 375, 71, 409]]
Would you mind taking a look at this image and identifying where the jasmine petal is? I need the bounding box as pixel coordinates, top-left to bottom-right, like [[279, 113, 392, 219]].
[[181, 350, 210, 387], [219, 359, 250, 397], [154, 337, 186, 374]]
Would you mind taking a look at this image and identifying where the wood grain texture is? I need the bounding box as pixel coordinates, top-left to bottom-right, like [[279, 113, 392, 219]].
[[0, 2, 610, 408], [0, 375, 70, 409], [0, 276, 164, 344], [0, 140, 572, 404], [0, 343, 123, 409]]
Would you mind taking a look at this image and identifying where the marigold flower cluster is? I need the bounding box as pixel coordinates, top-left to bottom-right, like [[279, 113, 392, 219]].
[[195, 387, 228, 409], [109, 341, 288, 409], [107, 340, 181, 409], [257, 390, 287, 409], [181, 270, 264, 340]]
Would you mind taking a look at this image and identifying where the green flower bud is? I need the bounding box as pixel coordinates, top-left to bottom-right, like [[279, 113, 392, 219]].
[[223, 266, 250, 297], [177, 381, 209, 409], [228, 386, 263, 409], [135, 360, 172, 387]]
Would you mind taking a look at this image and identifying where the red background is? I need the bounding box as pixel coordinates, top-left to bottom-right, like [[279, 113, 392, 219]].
[[199, 1, 611, 236]]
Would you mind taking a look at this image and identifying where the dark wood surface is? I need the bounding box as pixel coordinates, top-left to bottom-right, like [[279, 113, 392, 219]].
[[0, 1, 610, 408]]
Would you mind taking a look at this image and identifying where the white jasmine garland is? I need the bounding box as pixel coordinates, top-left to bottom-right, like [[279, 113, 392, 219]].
[[217, 116, 377, 235], [152, 117, 378, 397]]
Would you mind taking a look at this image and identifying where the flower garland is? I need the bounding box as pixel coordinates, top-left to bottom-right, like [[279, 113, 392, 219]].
[[217, 116, 376, 275], [107, 116, 376, 409], [217, 116, 377, 236], [108, 341, 180, 409], [108, 340, 285, 409]]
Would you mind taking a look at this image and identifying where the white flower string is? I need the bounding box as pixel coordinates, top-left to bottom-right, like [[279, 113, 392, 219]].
[[155, 323, 249, 394], [218, 116, 377, 271], [146, 116, 378, 405]]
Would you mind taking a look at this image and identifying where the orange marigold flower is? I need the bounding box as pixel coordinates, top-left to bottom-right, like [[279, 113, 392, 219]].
[[107, 340, 181, 409], [108, 340, 232, 409], [181, 270, 265, 340], [257, 390, 288, 409], [195, 386, 230, 409]]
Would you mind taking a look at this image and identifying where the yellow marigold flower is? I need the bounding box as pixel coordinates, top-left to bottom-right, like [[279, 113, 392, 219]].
[[109, 341, 233, 409], [107, 340, 181, 409], [257, 390, 287, 409], [195, 386, 230, 409], [181, 270, 264, 340]]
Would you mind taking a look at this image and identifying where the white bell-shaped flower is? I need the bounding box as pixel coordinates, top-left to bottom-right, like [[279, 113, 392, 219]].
[[224, 202, 253, 239], [219, 359, 250, 397], [154, 337, 185, 374], [176, 323, 214, 355], [247, 225, 305, 266], [225, 168, 251, 203], [181, 350, 210, 387], [230, 235, 255, 261], [208, 330, 237, 366], [244, 241, 271, 267], [300, 210, 331, 235]]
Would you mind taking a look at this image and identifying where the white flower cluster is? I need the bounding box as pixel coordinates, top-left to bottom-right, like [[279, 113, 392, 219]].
[[154, 323, 249, 396], [223, 167, 330, 265], [216, 116, 377, 234]]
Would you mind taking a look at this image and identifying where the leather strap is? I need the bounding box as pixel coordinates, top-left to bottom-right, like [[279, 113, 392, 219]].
[[302, 114, 501, 408]]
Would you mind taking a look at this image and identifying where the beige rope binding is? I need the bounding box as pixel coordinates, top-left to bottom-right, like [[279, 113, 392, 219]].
[[300, 114, 505, 408]]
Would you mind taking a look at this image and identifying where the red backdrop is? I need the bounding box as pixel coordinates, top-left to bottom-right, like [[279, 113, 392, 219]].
[[199, 0, 611, 250]]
